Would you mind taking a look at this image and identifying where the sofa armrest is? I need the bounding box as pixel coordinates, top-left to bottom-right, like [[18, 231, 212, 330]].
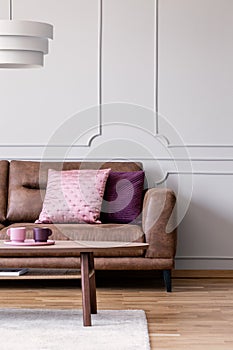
[[142, 188, 177, 259]]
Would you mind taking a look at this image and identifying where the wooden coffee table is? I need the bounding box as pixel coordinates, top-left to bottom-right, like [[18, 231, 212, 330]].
[[0, 240, 148, 326]]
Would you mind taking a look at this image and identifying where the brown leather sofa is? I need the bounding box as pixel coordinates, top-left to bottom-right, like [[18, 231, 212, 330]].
[[0, 160, 177, 292]]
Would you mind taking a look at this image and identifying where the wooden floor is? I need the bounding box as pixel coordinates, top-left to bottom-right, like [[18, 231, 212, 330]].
[[0, 271, 233, 350]]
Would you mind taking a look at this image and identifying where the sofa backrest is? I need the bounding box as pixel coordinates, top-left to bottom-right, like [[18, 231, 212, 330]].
[[6, 160, 142, 223], [0, 160, 9, 223]]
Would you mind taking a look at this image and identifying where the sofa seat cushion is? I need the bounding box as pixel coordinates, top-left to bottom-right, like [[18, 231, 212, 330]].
[[0, 223, 145, 257]]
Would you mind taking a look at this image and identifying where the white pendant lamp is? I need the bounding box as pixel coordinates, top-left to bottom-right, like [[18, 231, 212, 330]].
[[0, 0, 53, 68]]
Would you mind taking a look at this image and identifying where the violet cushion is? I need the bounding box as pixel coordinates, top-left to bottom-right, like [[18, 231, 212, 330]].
[[101, 171, 145, 224], [36, 168, 111, 224]]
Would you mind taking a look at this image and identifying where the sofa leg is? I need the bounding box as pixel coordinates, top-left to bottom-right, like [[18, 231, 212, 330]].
[[163, 269, 172, 292]]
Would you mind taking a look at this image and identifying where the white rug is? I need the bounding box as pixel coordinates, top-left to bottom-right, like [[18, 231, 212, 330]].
[[0, 308, 151, 350]]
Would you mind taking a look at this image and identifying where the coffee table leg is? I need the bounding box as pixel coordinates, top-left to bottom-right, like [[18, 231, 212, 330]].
[[80, 252, 91, 326], [89, 252, 97, 314]]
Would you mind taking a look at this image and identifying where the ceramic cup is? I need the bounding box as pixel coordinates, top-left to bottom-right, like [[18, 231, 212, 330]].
[[7, 227, 26, 242], [33, 227, 52, 242]]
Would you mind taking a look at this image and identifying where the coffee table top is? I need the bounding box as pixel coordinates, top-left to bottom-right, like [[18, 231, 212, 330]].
[[0, 240, 149, 257]]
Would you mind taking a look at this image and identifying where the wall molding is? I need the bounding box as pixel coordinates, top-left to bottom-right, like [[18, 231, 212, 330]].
[[156, 0, 233, 148], [155, 171, 233, 185], [2, 156, 233, 161], [176, 256, 233, 260], [168, 144, 233, 148], [172, 270, 233, 278], [0, 0, 103, 149], [154, 0, 159, 134]]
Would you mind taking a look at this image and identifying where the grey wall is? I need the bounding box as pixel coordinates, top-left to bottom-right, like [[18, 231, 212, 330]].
[[0, 0, 233, 269], [158, 0, 233, 269]]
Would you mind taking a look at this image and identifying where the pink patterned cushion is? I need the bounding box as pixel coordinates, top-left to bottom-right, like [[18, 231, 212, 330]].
[[36, 168, 111, 224]]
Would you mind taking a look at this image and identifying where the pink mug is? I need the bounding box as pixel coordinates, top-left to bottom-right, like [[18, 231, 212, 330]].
[[7, 227, 26, 242]]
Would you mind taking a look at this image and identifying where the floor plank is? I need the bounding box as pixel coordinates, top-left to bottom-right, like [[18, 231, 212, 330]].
[[0, 271, 232, 349]]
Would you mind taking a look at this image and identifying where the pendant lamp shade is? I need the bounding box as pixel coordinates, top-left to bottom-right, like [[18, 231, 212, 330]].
[[0, 20, 53, 68]]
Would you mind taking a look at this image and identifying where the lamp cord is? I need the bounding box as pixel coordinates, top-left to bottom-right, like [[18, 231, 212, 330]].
[[10, 0, 12, 20]]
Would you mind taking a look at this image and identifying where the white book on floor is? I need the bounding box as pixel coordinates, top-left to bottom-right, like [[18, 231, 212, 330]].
[[0, 268, 29, 276]]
